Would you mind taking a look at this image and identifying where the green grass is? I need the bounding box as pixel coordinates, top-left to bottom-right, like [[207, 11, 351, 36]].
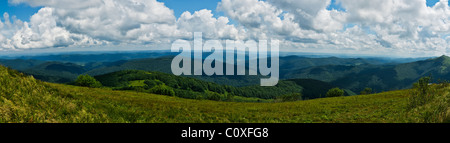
[[1, 66, 449, 123], [129, 80, 146, 87]]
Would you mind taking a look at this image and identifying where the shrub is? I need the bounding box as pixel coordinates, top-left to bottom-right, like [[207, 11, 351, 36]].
[[206, 91, 221, 101], [413, 76, 431, 96], [133, 86, 145, 92], [360, 88, 373, 95], [408, 76, 433, 109], [225, 93, 234, 101], [326, 88, 344, 97], [75, 75, 102, 88], [144, 80, 163, 89], [150, 84, 175, 96]]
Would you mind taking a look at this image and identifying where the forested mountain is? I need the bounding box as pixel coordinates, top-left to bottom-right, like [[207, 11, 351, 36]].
[[283, 55, 450, 93], [0, 53, 446, 95], [93, 70, 353, 101], [0, 59, 46, 71]]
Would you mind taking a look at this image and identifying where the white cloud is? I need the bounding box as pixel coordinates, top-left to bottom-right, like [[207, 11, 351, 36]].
[[267, 0, 347, 31], [0, 13, 23, 38], [0, 0, 185, 50], [177, 9, 242, 40], [218, 0, 281, 29], [2, 8, 103, 50], [312, 9, 347, 32], [220, 0, 450, 56], [53, 0, 178, 43], [1, 0, 449, 57], [2, 0, 243, 49], [217, 0, 310, 41], [332, 0, 450, 56]]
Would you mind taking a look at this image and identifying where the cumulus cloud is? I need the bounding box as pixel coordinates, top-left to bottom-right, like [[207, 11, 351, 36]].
[[1, 8, 103, 50], [1, 0, 184, 49], [217, 0, 309, 40], [0, 13, 23, 38], [218, 0, 449, 56], [267, 0, 347, 32], [1, 0, 243, 50], [51, 0, 178, 43], [332, 0, 450, 56], [177, 9, 242, 40], [1, 0, 449, 57]]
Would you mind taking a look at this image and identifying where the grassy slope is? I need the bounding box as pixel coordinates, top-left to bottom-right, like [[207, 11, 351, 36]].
[[50, 84, 412, 123], [1, 66, 449, 123]]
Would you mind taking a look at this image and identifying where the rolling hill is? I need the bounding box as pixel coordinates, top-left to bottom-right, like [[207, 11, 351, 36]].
[[0, 65, 448, 123], [282, 55, 450, 93], [83, 55, 399, 87], [2, 55, 386, 87], [93, 70, 353, 101], [22, 62, 88, 83], [0, 59, 46, 71], [82, 55, 450, 95], [2, 54, 450, 95]]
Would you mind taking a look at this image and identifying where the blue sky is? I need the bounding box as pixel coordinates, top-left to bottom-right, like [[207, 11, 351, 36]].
[[0, 0, 41, 22], [159, 0, 222, 18], [327, 0, 346, 11], [427, 0, 441, 6]]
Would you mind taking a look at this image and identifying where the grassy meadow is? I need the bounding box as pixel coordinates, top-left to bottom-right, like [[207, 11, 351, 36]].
[[0, 66, 449, 123]]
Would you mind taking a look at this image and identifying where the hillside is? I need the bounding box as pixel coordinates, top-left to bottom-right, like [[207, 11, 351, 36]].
[[32, 55, 388, 86], [1, 65, 448, 123], [334, 55, 450, 92], [93, 70, 354, 100], [85, 56, 387, 86], [282, 55, 450, 93], [0, 65, 95, 122], [0, 59, 46, 71], [23, 62, 88, 83], [0, 55, 437, 90], [4, 55, 450, 96]]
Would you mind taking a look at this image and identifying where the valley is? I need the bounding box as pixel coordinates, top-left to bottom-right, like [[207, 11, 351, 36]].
[[1, 52, 448, 95]]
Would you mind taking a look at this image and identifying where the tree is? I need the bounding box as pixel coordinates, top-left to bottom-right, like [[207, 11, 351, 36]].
[[413, 76, 431, 96], [144, 80, 162, 89], [206, 91, 221, 101], [75, 75, 102, 88], [360, 87, 373, 95], [326, 88, 344, 97], [408, 76, 432, 109], [277, 93, 303, 102], [150, 84, 175, 96]]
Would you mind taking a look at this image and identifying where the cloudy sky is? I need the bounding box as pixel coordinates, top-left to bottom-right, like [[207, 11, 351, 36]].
[[0, 0, 449, 57]]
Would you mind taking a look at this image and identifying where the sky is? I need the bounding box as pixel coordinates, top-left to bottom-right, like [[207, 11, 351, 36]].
[[0, 0, 450, 57]]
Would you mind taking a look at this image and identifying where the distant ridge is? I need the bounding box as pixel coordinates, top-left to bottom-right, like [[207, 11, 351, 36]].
[[1, 54, 448, 93]]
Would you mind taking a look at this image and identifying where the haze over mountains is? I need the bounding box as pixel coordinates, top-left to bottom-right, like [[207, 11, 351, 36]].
[[0, 51, 445, 95]]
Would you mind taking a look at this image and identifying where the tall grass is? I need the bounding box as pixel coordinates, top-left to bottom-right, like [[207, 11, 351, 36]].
[[406, 77, 450, 123], [0, 66, 107, 122]]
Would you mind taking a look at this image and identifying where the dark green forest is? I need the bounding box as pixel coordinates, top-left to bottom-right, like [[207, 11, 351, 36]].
[[93, 70, 341, 101]]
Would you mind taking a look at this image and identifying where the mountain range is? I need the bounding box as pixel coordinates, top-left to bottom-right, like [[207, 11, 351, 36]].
[[0, 52, 446, 95]]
